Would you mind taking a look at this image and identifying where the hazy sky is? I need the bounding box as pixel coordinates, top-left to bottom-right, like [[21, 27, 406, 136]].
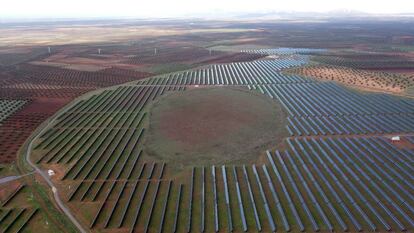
[[1, 0, 414, 18]]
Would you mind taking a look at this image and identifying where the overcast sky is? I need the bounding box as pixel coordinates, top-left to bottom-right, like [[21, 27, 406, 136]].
[[1, 0, 414, 18]]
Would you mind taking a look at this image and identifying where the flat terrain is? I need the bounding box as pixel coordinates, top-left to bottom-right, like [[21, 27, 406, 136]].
[[288, 65, 413, 94], [146, 87, 288, 167], [0, 18, 413, 233], [30, 50, 414, 232], [0, 24, 265, 164]]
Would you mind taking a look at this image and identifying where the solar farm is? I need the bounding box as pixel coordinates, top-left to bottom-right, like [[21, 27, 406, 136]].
[[26, 47, 414, 233], [0, 162, 64, 232], [0, 18, 413, 233]]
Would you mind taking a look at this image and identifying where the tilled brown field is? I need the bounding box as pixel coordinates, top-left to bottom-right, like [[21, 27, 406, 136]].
[[0, 64, 152, 98], [125, 47, 265, 71], [0, 98, 68, 163]]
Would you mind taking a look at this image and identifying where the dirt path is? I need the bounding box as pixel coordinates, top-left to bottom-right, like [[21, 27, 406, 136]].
[[0, 172, 34, 184], [23, 108, 88, 233]]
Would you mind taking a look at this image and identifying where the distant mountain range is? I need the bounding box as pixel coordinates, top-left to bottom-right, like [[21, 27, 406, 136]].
[[207, 9, 414, 20], [1, 10, 414, 23]]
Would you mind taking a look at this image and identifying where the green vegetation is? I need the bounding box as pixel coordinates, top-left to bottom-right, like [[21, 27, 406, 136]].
[[145, 87, 288, 168]]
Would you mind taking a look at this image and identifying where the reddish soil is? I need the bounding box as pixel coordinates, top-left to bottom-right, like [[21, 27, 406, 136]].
[[125, 46, 263, 65], [47, 163, 67, 181], [391, 137, 414, 150], [0, 98, 67, 163], [363, 67, 414, 73], [0, 180, 21, 199], [126, 46, 222, 65], [0, 63, 153, 163], [1, 64, 151, 96]]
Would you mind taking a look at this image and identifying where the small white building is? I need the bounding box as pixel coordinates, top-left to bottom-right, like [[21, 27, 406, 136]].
[[391, 136, 401, 141], [47, 169, 55, 176]]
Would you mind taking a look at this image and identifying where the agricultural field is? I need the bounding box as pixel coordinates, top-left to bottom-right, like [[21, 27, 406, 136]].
[[311, 50, 414, 71], [287, 65, 414, 94], [29, 46, 414, 233], [0, 100, 28, 125], [286, 48, 414, 96]]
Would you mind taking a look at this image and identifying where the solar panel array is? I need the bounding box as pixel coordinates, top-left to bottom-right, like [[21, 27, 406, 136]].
[[253, 83, 414, 135], [241, 48, 327, 55], [136, 59, 311, 86], [33, 48, 414, 232]]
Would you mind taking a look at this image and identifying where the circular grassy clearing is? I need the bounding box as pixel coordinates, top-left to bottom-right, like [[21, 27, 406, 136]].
[[145, 87, 288, 168]]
